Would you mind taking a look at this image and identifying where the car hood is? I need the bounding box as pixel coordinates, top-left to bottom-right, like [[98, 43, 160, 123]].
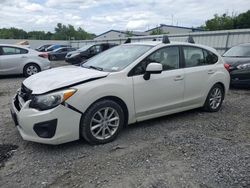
[[23, 66, 109, 94], [222, 56, 250, 66]]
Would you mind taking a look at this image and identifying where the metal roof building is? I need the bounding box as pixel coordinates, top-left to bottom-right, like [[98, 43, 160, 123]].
[[94, 30, 147, 40], [145, 24, 203, 35]]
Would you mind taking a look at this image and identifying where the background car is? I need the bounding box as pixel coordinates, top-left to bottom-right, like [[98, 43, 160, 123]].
[[65, 43, 118, 64], [223, 43, 250, 87], [48, 47, 76, 61], [36, 44, 53, 52], [0, 44, 50, 77], [45, 44, 71, 52]]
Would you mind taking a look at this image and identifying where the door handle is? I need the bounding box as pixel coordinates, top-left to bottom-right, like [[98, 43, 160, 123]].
[[174, 75, 184, 81], [21, 56, 27, 58], [208, 70, 215, 74]]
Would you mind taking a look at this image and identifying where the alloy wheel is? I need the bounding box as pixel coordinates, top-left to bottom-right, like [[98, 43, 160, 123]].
[[26, 65, 38, 76], [90, 107, 120, 140], [209, 87, 222, 110]]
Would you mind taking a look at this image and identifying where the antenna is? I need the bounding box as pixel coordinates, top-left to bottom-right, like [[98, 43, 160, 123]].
[[162, 35, 170, 44], [124, 38, 131, 44], [187, 36, 195, 44]]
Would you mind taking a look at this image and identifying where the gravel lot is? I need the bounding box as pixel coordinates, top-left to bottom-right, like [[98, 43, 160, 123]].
[[0, 61, 249, 188]]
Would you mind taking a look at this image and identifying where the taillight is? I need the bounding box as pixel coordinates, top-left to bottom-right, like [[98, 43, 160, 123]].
[[224, 63, 230, 71], [39, 53, 48, 59]]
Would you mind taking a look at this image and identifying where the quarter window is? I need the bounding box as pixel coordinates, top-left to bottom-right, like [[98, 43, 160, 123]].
[[1, 47, 28, 55], [132, 47, 180, 75], [203, 50, 218, 64]]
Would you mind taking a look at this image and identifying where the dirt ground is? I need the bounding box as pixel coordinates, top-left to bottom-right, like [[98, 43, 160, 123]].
[[0, 61, 249, 188]]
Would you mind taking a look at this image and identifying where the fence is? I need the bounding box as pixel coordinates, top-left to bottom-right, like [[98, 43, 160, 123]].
[[69, 29, 250, 54], [0, 39, 69, 49], [1, 29, 250, 54]]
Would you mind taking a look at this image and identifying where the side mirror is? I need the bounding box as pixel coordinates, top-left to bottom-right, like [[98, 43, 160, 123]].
[[143, 63, 163, 80]]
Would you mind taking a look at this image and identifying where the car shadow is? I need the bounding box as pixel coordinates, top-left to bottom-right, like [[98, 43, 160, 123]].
[[0, 74, 24, 79]]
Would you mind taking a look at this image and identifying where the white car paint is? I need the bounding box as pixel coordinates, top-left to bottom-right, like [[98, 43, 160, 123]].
[[11, 41, 230, 145], [0, 44, 50, 75]]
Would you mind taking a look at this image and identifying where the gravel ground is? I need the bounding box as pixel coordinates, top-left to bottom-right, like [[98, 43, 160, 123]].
[[0, 61, 249, 188]]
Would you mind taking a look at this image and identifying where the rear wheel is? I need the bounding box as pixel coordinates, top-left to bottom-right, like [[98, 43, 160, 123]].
[[23, 63, 40, 77], [203, 84, 224, 112], [80, 100, 124, 145]]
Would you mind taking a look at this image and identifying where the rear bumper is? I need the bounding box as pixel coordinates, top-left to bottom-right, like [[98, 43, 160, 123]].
[[10, 94, 81, 145]]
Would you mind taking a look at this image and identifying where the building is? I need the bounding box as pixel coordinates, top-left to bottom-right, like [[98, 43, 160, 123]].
[[94, 30, 147, 40], [145, 24, 203, 35]]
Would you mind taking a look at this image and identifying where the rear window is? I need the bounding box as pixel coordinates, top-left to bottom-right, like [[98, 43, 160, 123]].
[[223, 45, 250, 57]]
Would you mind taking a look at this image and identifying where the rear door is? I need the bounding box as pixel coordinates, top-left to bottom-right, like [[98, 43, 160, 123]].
[[182, 46, 218, 106], [0, 46, 28, 75]]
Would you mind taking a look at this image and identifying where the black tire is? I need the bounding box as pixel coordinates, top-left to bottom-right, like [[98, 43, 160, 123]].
[[80, 100, 125, 145], [23, 63, 40, 77], [203, 84, 224, 112]]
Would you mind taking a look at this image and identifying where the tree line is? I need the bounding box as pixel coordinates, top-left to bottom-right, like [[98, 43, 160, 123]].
[[202, 10, 250, 31], [0, 23, 95, 40]]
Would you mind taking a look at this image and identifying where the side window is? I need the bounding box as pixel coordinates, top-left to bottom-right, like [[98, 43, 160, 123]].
[[89, 45, 102, 54], [95, 45, 102, 53], [131, 47, 180, 76], [183, 46, 205, 67], [2, 47, 28, 55], [61, 48, 68, 52], [203, 50, 218, 64]]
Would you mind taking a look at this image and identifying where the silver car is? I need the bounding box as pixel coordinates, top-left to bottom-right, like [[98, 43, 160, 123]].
[[0, 44, 51, 77]]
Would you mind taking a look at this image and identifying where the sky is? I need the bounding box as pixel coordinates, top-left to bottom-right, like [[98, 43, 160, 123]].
[[0, 0, 250, 35]]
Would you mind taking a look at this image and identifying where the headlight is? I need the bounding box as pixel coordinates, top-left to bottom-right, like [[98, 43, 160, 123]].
[[29, 88, 77, 110], [237, 63, 250, 70]]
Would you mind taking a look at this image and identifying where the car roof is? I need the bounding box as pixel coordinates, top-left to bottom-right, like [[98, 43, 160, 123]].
[[122, 41, 218, 54]]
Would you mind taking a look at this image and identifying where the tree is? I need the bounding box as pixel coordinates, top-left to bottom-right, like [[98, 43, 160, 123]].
[[204, 13, 235, 30], [202, 10, 250, 31], [235, 10, 250, 29]]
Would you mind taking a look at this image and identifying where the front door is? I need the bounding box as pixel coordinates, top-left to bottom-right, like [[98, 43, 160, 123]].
[[131, 46, 185, 121]]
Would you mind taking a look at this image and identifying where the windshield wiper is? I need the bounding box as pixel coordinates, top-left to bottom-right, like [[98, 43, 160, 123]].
[[89, 66, 103, 71], [82, 65, 103, 71]]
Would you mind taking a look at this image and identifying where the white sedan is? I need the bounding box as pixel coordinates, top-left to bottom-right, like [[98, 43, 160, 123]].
[[0, 44, 50, 77], [10, 38, 230, 145]]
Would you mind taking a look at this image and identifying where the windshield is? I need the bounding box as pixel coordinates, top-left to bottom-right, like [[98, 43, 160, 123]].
[[223, 45, 250, 57], [81, 45, 152, 72], [78, 44, 93, 52]]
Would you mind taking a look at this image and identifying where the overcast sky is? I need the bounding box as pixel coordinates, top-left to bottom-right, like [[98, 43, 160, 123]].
[[0, 0, 249, 34]]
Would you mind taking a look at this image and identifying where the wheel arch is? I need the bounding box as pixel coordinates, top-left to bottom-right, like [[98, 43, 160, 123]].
[[90, 96, 129, 126]]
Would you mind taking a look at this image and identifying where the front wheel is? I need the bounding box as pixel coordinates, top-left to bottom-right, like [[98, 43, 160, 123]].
[[80, 100, 125, 145], [203, 84, 224, 112]]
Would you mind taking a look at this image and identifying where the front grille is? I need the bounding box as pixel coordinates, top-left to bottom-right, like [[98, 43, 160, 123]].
[[20, 84, 32, 102]]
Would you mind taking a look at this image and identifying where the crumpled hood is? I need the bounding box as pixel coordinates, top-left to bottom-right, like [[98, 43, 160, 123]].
[[23, 65, 108, 94]]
